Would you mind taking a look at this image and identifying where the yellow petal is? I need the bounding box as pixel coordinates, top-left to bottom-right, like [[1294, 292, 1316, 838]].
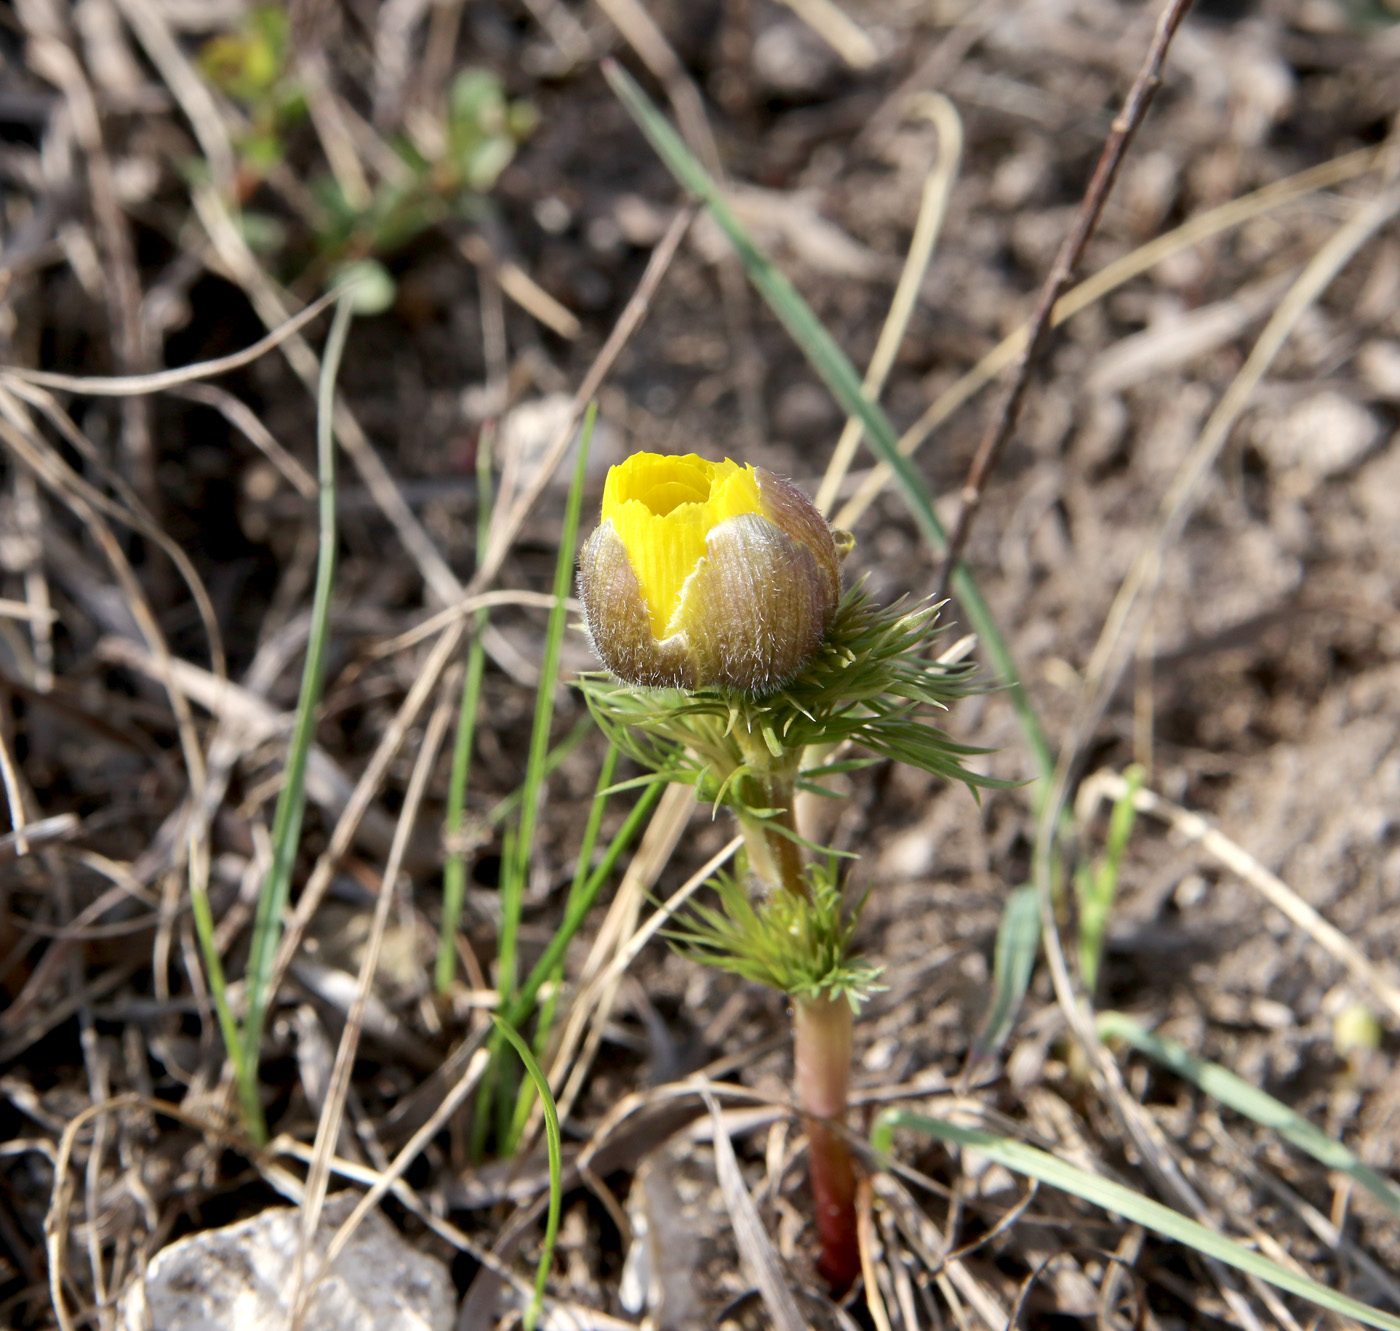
[[602, 453, 764, 635]]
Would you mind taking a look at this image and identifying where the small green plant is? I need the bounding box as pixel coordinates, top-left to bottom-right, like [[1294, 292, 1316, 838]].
[[185, 295, 354, 1143], [665, 861, 879, 1002], [198, 6, 306, 188], [1074, 763, 1143, 996], [200, 14, 535, 302], [593, 50, 1400, 1331], [310, 69, 536, 285], [576, 451, 1011, 1290]]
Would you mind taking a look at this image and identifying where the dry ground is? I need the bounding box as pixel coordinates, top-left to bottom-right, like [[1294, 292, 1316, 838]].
[[2, 0, 1399, 1327]]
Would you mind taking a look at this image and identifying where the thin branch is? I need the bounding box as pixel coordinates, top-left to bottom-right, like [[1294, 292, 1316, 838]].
[[832, 144, 1381, 535], [936, 0, 1195, 598]]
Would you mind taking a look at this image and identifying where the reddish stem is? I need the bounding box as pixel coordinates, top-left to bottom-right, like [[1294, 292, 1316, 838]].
[[794, 993, 860, 1293], [737, 760, 859, 1292]]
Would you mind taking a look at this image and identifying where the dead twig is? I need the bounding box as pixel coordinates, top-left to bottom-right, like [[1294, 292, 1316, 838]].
[[1029, 170, 1400, 1331], [0, 812, 80, 864], [288, 680, 456, 1327], [457, 233, 582, 340], [856, 1176, 894, 1331], [935, 0, 1194, 598], [17, 7, 157, 505], [832, 144, 1383, 535], [702, 1084, 807, 1331], [0, 289, 341, 395], [777, 0, 878, 69], [171, 383, 318, 499], [190, 183, 465, 607], [592, 0, 766, 442]]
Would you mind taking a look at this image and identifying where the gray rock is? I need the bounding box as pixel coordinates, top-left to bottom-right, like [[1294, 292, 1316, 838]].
[[752, 19, 839, 97], [119, 1192, 454, 1331], [1254, 390, 1382, 481]]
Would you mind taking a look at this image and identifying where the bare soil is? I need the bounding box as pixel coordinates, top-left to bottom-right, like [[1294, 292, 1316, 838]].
[[2, 0, 1399, 1327]]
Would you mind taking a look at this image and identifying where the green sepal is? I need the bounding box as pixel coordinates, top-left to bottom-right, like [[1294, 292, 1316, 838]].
[[578, 587, 1018, 828]]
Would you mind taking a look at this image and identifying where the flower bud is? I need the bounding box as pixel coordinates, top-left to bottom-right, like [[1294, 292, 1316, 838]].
[[578, 452, 842, 693]]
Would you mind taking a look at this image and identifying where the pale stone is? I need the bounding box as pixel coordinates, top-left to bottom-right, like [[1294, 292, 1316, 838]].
[[1359, 340, 1400, 400], [1254, 390, 1381, 480], [119, 1193, 454, 1331]]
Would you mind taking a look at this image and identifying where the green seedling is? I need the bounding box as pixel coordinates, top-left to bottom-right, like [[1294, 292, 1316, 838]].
[[1074, 763, 1143, 996], [200, 17, 535, 301]]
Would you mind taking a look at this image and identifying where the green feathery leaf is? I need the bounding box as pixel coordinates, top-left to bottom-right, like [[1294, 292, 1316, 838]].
[[666, 861, 883, 1005]]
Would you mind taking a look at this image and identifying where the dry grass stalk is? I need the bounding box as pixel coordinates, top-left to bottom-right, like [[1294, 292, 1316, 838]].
[[936, 0, 1196, 596]]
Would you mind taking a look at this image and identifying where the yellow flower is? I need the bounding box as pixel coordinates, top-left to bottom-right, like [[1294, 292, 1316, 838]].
[[578, 452, 842, 693]]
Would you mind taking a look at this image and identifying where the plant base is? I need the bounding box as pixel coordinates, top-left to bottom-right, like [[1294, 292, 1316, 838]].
[[794, 993, 860, 1293]]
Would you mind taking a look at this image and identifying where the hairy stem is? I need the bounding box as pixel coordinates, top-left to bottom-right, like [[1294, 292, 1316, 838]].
[[737, 772, 859, 1292], [737, 800, 808, 903], [794, 991, 860, 1292]]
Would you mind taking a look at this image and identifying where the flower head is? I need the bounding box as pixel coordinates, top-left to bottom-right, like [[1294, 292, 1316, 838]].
[[578, 452, 842, 693]]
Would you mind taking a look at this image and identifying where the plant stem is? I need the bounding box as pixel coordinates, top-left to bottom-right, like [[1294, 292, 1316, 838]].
[[737, 802, 808, 904], [736, 773, 859, 1293], [794, 993, 860, 1292]]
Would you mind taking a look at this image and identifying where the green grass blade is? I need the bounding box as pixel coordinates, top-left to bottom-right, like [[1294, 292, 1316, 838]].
[[1077, 764, 1143, 995], [872, 1108, 1400, 1331], [471, 820, 516, 1162], [496, 403, 596, 1017], [504, 743, 618, 1146], [505, 744, 661, 1143], [603, 61, 1053, 784], [504, 768, 665, 1033], [484, 715, 594, 828], [569, 742, 619, 907], [1097, 1011, 1400, 1223], [186, 869, 249, 1117], [506, 741, 620, 1067], [481, 404, 597, 1156], [492, 1015, 563, 1331], [436, 630, 487, 992], [238, 294, 354, 1141], [496, 768, 673, 1149], [497, 758, 670, 1147], [437, 435, 496, 994], [969, 883, 1040, 1067]]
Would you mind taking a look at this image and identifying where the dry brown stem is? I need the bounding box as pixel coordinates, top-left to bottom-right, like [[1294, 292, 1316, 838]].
[[936, 0, 1195, 597]]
